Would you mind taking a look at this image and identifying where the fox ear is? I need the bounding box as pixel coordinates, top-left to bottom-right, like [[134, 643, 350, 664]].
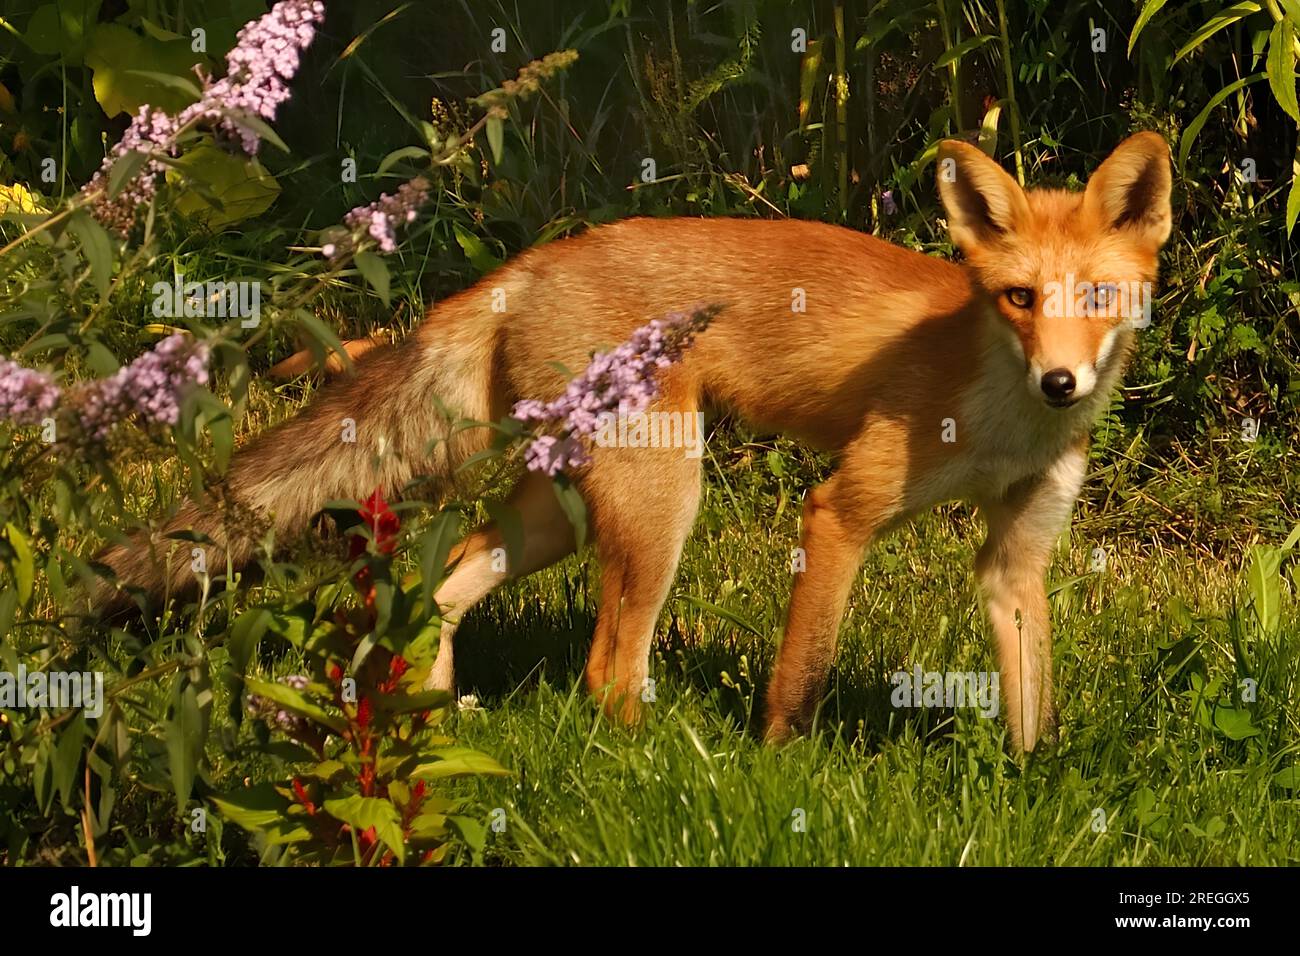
[[936, 140, 1030, 255], [1083, 132, 1172, 249]]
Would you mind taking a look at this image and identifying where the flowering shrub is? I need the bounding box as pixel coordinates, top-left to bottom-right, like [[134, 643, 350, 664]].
[[0, 2, 588, 866], [85, 1, 327, 235]]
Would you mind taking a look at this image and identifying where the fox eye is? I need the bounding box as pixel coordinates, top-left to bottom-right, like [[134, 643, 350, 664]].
[[1006, 287, 1034, 309], [1092, 283, 1118, 311]]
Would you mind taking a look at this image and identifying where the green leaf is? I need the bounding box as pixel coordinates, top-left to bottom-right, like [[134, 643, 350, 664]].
[[1266, 18, 1299, 122], [419, 511, 460, 618], [551, 475, 587, 551], [85, 23, 203, 117], [1177, 73, 1266, 170], [24, 0, 102, 61], [447, 814, 487, 855], [294, 307, 352, 374], [106, 150, 150, 200], [165, 672, 210, 812], [678, 593, 764, 637], [978, 102, 1002, 158], [219, 110, 290, 153], [377, 146, 430, 178], [52, 713, 85, 811], [4, 522, 35, 605], [485, 114, 505, 165], [484, 501, 523, 578], [122, 69, 202, 100], [166, 146, 282, 228], [322, 795, 405, 864], [268, 607, 312, 648], [65, 210, 111, 297], [84, 340, 119, 376], [1287, 143, 1300, 237], [1245, 545, 1282, 634], [1212, 705, 1260, 740], [1281, 523, 1300, 553], [227, 607, 271, 678], [1128, 0, 1171, 57], [410, 747, 511, 780], [1273, 765, 1300, 789], [408, 808, 450, 841], [452, 222, 503, 274], [1173, 3, 1263, 65], [351, 621, 379, 671], [243, 677, 347, 734], [212, 783, 292, 830], [798, 38, 822, 129], [353, 249, 391, 306], [933, 34, 996, 70]]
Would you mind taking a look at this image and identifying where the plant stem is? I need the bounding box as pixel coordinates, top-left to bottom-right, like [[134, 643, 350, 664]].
[[834, 1, 849, 217], [994, 0, 1025, 184], [937, 0, 964, 132], [0, 199, 87, 260]]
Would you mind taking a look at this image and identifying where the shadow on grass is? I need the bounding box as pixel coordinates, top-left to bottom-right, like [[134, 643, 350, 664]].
[[452, 594, 595, 702], [453, 572, 967, 755]]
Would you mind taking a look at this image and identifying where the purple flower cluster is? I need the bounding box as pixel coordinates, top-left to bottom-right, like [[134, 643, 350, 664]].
[[247, 674, 311, 733], [0, 336, 210, 451], [179, 0, 327, 156], [323, 175, 432, 262], [512, 305, 719, 476], [74, 334, 211, 442], [85, 105, 180, 235], [84, 1, 325, 234], [0, 357, 61, 426]]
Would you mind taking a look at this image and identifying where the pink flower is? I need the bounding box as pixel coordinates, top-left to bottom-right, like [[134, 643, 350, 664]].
[[84, 1, 326, 233], [73, 334, 211, 443], [324, 176, 432, 262], [0, 335, 211, 448], [513, 305, 718, 476], [0, 358, 61, 426], [178, 0, 327, 156]]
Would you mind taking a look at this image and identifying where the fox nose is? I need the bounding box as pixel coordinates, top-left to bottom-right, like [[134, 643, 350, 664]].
[[1040, 368, 1076, 403]]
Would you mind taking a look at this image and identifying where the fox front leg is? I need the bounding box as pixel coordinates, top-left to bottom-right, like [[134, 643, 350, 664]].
[[975, 443, 1086, 752]]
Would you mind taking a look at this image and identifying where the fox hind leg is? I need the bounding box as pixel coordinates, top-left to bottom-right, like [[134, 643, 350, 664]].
[[425, 470, 577, 693], [582, 448, 702, 723]]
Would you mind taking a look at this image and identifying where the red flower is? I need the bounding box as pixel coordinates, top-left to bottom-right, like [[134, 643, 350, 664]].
[[349, 487, 399, 557], [292, 777, 317, 815], [390, 655, 409, 680], [329, 663, 344, 684], [359, 825, 377, 853], [357, 695, 373, 730]]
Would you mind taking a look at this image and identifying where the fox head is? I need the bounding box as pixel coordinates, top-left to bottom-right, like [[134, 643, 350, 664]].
[[937, 132, 1173, 408]]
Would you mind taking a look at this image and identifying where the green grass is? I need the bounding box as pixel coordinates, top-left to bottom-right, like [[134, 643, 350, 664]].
[[406, 433, 1300, 867]]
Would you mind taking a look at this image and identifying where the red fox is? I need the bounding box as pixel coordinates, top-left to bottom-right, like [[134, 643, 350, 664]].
[[99, 132, 1172, 753]]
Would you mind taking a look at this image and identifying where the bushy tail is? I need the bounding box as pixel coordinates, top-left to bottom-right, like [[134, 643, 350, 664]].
[[94, 313, 499, 608]]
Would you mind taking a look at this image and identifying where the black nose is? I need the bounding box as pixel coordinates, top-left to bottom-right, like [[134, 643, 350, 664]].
[[1040, 368, 1076, 402]]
